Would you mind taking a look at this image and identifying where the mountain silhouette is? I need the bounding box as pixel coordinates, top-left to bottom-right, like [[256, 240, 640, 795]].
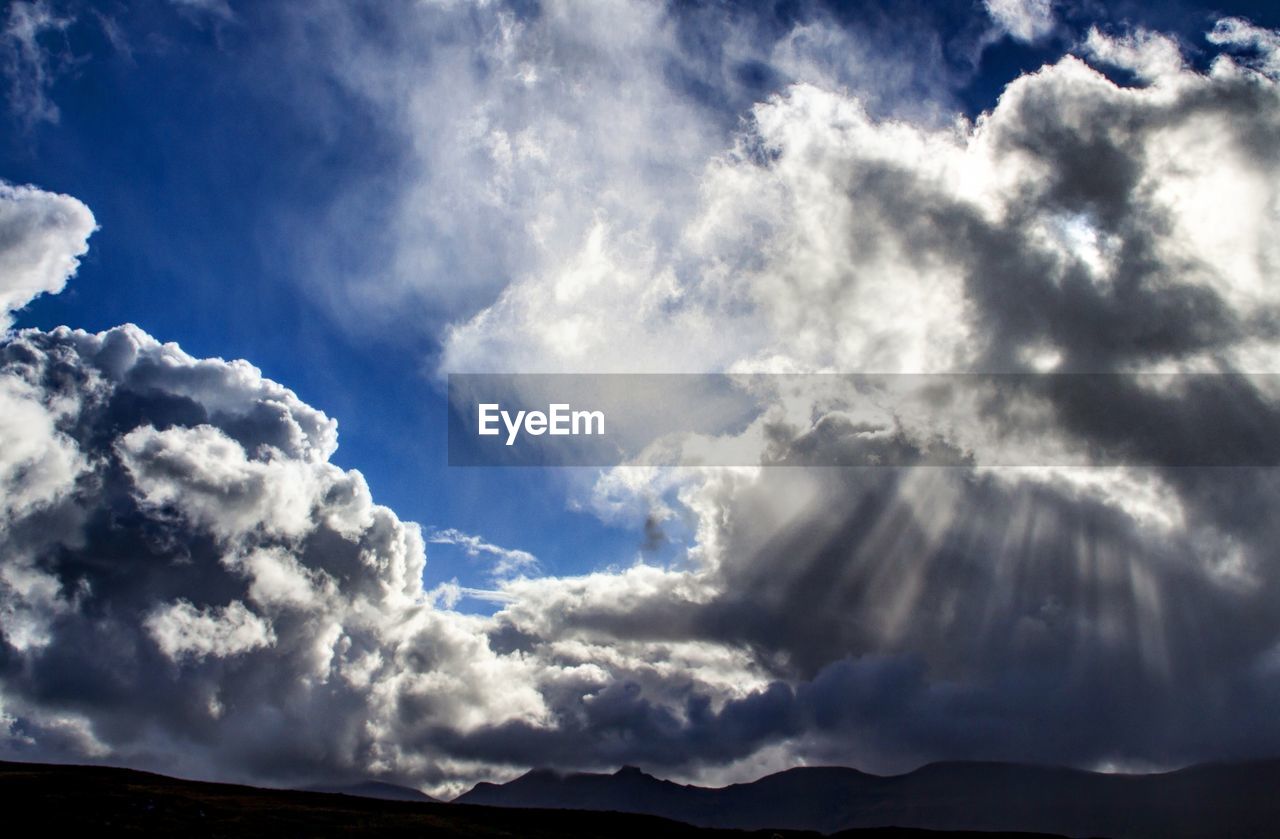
[[303, 779, 439, 802], [455, 758, 1280, 837], [0, 758, 1067, 837]]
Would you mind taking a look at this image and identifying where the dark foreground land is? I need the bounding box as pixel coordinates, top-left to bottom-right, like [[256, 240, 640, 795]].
[[0, 759, 1069, 838]]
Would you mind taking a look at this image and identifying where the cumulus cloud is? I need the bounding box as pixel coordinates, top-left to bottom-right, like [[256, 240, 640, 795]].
[[6, 5, 1280, 800], [444, 21, 1280, 381], [438, 12, 1280, 777], [0, 315, 815, 795], [0, 372, 84, 523], [0, 181, 96, 329], [0, 321, 551, 794]]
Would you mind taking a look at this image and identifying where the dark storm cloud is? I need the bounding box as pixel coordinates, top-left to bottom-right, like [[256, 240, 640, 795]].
[[464, 24, 1280, 778], [711, 467, 1280, 765], [492, 455, 1280, 774]]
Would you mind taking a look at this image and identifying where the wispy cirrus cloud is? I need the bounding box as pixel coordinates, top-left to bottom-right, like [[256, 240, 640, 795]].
[[427, 527, 539, 580], [0, 1, 71, 128]]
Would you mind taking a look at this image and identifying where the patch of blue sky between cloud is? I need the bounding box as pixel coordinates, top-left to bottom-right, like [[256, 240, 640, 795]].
[[426, 526, 540, 610]]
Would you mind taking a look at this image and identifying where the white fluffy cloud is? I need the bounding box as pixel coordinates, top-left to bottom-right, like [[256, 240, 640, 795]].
[[145, 599, 277, 663], [445, 25, 1280, 380], [0, 181, 95, 329], [0, 321, 557, 794], [0, 373, 83, 522]]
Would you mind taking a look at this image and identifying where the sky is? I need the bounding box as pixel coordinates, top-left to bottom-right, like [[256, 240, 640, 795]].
[[2, 0, 1280, 799]]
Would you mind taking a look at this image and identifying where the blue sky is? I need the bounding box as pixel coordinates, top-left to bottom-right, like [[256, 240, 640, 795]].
[[6, 0, 1280, 796]]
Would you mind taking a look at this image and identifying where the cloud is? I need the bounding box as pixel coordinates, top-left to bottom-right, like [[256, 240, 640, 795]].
[[145, 599, 277, 663], [984, 0, 1056, 43], [437, 13, 1280, 777], [277, 1, 999, 344], [6, 6, 1280, 800], [0, 320, 555, 794], [443, 21, 1280, 381], [0, 312, 813, 793], [0, 181, 96, 329], [1082, 26, 1186, 81], [1, 1, 70, 127], [1208, 17, 1280, 78], [427, 528, 538, 581], [0, 372, 84, 524]]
